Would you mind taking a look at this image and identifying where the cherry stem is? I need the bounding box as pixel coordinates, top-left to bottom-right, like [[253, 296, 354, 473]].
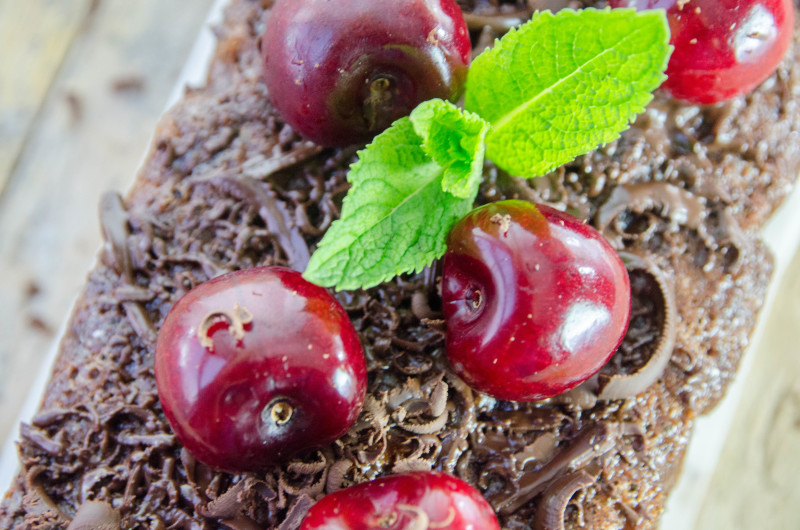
[[364, 77, 394, 131], [470, 289, 483, 310], [268, 399, 294, 425]]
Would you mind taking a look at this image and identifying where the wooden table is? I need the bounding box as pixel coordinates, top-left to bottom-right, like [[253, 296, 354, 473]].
[[1, 1, 799, 527], [0, 0, 215, 473]]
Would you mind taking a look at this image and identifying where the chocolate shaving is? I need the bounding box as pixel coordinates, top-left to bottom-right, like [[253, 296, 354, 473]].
[[392, 457, 432, 473], [362, 395, 390, 430], [388, 379, 423, 410], [492, 422, 620, 515], [287, 453, 327, 475], [24, 465, 68, 520], [100, 404, 157, 426], [31, 408, 93, 428], [325, 460, 352, 493], [20, 490, 61, 521], [397, 412, 448, 435], [532, 470, 594, 530], [390, 336, 432, 353], [67, 501, 121, 530], [277, 494, 314, 530], [616, 499, 644, 525], [429, 379, 448, 417], [513, 432, 558, 472], [596, 182, 708, 247], [444, 374, 476, 431], [356, 437, 387, 466], [99, 191, 133, 282], [241, 142, 324, 179], [278, 464, 326, 499], [392, 351, 435, 375], [20, 423, 64, 455], [388, 375, 450, 434], [122, 301, 157, 348], [420, 318, 446, 333], [200, 478, 263, 523], [367, 299, 400, 331], [111, 285, 155, 303], [209, 174, 310, 271], [159, 253, 227, 280], [548, 384, 598, 410], [597, 252, 677, 400], [411, 291, 436, 320], [116, 432, 174, 448], [122, 464, 143, 507]]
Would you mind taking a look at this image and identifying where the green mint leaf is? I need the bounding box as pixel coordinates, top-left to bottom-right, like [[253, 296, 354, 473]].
[[409, 99, 490, 199], [464, 8, 671, 178], [303, 111, 484, 290]]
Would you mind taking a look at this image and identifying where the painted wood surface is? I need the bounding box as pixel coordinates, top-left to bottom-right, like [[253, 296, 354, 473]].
[[0, 0, 94, 193], [0, 0, 215, 455]]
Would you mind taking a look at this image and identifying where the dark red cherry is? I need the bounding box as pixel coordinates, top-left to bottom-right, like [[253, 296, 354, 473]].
[[261, 0, 471, 147], [300, 471, 500, 529], [442, 201, 631, 402], [154, 266, 366, 473], [610, 0, 794, 104]]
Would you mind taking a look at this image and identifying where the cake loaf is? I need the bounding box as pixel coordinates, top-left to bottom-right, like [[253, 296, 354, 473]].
[[2, 0, 799, 528]]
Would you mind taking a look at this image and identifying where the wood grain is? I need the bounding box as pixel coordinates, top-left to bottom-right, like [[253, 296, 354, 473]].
[[0, 0, 215, 448], [0, 0, 94, 193]]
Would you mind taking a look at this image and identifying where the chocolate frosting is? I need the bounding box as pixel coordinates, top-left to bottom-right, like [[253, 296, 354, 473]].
[[67, 501, 121, 530], [595, 251, 677, 400], [533, 470, 594, 530]]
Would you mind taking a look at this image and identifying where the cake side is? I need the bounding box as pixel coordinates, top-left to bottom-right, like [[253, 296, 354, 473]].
[[1, 0, 798, 528]]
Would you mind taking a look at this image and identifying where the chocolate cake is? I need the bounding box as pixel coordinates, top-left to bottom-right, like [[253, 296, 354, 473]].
[[2, 0, 799, 527]]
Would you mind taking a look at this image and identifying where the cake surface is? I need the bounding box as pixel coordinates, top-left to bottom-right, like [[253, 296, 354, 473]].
[[1, 0, 799, 528]]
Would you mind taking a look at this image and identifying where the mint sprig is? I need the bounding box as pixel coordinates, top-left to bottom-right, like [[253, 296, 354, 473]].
[[410, 99, 490, 199], [466, 8, 670, 178], [303, 8, 671, 291], [303, 100, 488, 290]]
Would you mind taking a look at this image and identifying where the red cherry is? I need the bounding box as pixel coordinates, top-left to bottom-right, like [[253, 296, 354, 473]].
[[300, 471, 500, 529], [610, 0, 794, 104], [442, 201, 631, 402], [262, 0, 471, 146], [154, 266, 366, 473]]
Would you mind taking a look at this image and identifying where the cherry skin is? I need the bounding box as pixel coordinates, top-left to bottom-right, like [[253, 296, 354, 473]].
[[154, 266, 366, 473], [610, 0, 794, 104], [442, 201, 631, 402], [262, 0, 471, 147], [299, 471, 500, 529]]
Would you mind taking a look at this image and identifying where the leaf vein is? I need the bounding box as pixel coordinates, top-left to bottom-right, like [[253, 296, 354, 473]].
[[492, 22, 657, 133]]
